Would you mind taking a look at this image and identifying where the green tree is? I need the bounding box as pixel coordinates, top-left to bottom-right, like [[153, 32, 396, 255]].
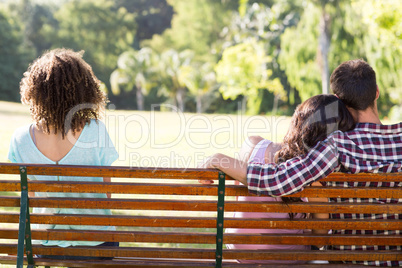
[[215, 40, 285, 115], [178, 62, 217, 113], [314, 0, 330, 94], [278, 5, 321, 101], [279, 0, 363, 101], [144, 0, 234, 62], [139, 1, 238, 112], [157, 49, 194, 111], [44, 0, 136, 91], [111, 48, 156, 110], [0, 8, 32, 101], [113, 0, 174, 49], [219, 1, 302, 110], [279, 0, 401, 119], [353, 0, 402, 119], [8, 0, 56, 57]]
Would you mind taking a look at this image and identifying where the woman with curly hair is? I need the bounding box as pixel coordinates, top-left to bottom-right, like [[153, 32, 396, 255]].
[[200, 94, 355, 264], [8, 48, 119, 259]]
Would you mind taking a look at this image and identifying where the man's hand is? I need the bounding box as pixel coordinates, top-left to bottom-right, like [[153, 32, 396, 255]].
[[197, 155, 220, 184], [197, 153, 248, 185], [198, 179, 214, 184]]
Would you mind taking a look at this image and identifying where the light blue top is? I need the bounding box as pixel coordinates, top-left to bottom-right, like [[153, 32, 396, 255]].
[[8, 119, 118, 247]]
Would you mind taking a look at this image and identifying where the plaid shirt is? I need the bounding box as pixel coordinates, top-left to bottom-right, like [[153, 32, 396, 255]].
[[247, 123, 402, 266]]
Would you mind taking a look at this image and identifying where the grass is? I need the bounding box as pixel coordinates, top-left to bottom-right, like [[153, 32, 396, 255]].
[[1, 100, 397, 166], [0, 100, 292, 166]]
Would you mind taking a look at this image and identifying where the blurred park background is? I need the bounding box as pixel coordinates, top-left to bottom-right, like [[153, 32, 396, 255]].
[[0, 0, 401, 120]]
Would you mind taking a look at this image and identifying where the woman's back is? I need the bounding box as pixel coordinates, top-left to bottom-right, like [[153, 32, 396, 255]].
[[10, 120, 117, 167], [30, 124, 82, 163], [8, 120, 118, 247]]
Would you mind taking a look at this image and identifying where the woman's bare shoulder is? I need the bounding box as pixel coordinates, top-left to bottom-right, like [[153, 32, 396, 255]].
[[264, 142, 282, 163], [238, 136, 265, 162]]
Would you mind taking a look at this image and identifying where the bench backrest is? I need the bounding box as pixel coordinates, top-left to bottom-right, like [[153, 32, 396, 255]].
[[0, 163, 401, 267]]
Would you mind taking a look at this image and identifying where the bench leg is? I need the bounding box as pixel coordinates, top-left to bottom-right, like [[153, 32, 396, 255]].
[[17, 166, 35, 268], [215, 172, 226, 268]]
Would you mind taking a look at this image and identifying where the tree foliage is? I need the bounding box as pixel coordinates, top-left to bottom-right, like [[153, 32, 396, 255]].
[[219, 1, 302, 110], [279, 0, 402, 116], [7, 0, 56, 57], [279, 1, 363, 101], [156, 49, 194, 111], [278, 3, 322, 102], [178, 62, 217, 113], [353, 0, 402, 120], [111, 47, 157, 110], [144, 0, 234, 62], [113, 0, 173, 49], [0, 0, 401, 117], [44, 0, 136, 90], [216, 40, 284, 115], [0, 8, 32, 101], [354, 1, 402, 92]]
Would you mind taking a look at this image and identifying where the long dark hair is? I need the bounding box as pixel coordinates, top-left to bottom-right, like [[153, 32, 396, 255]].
[[275, 94, 355, 219]]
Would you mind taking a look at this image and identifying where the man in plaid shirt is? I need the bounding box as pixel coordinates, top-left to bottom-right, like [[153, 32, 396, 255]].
[[202, 60, 401, 266]]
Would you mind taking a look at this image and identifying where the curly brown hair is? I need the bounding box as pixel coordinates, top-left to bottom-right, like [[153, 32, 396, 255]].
[[20, 48, 107, 138], [274, 94, 355, 218]]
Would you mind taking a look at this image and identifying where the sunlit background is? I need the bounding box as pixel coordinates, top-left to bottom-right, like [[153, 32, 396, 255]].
[[0, 0, 401, 165]]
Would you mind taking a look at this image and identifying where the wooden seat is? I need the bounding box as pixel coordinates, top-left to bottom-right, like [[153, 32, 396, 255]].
[[0, 163, 401, 267]]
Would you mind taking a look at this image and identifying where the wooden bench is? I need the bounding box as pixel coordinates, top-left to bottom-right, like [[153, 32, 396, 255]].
[[0, 162, 400, 267]]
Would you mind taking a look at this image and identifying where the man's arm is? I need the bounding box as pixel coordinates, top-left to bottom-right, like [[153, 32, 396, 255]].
[[198, 153, 248, 184], [201, 137, 340, 196], [198, 136, 264, 184], [247, 138, 340, 196]]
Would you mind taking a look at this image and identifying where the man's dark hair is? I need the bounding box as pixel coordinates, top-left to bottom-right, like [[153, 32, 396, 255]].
[[330, 59, 377, 110]]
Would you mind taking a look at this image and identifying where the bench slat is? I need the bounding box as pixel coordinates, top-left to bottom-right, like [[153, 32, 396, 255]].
[[0, 256, 217, 268], [224, 233, 402, 246], [0, 244, 217, 259], [0, 163, 220, 180], [224, 218, 401, 230], [0, 256, 379, 268], [42, 258, 218, 268], [321, 172, 402, 182], [226, 186, 402, 199], [1, 229, 400, 246], [2, 163, 402, 182], [0, 229, 216, 244], [226, 201, 401, 214], [0, 213, 400, 230], [0, 196, 218, 211], [1, 181, 401, 198], [0, 244, 400, 261], [0, 181, 220, 196], [1, 197, 400, 214], [0, 213, 217, 228], [223, 249, 402, 261], [0, 257, 380, 268]]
